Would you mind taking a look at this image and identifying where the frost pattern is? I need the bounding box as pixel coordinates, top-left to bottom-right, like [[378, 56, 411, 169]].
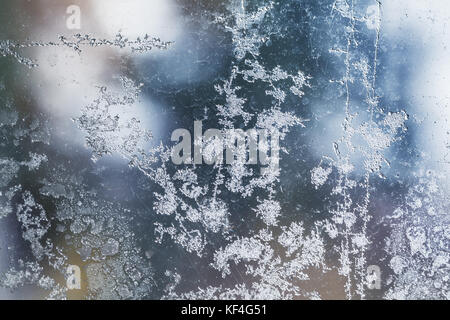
[[0, 33, 171, 68], [0, 0, 448, 300]]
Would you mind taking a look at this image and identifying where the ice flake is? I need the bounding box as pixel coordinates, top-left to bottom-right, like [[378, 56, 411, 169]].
[[311, 165, 332, 189], [254, 199, 281, 226]]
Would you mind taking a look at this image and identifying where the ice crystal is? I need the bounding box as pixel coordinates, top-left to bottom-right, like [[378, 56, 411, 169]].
[[1, 33, 171, 68]]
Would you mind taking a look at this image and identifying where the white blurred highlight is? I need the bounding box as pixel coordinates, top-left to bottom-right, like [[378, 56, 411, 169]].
[[383, 1, 450, 177], [25, 1, 182, 154], [92, 0, 181, 43]]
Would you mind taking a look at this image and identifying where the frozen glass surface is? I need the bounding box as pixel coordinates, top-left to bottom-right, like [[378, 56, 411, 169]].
[[0, 0, 449, 300]]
